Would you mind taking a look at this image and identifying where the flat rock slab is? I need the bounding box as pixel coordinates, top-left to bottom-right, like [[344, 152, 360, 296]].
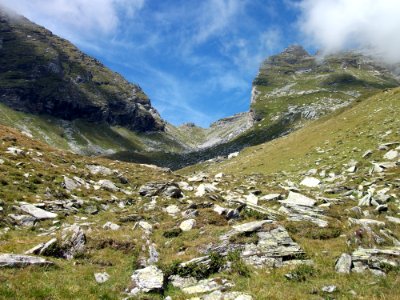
[[0, 254, 53, 268], [280, 191, 316, 207], [20, 204, 57, 220]]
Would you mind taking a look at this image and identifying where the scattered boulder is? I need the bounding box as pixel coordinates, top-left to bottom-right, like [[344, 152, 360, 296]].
[[128, 265, 164, 295], [190, 291, 253, 300], [321, 285, 337, 293], [63, 176, 78, 191], [181, 278, 232, 295]]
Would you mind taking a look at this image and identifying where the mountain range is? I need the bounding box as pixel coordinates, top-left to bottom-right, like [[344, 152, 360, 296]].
[[0, 7, 399, 300]]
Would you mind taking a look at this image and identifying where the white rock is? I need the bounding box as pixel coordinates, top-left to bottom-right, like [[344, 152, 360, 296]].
[[6, 147, 25, 156], [138, 221, 153, 234], [322, 285, 337, 293], [383, 150, 398, 160], [129, 265, 164, 294], [86, 165, 113, 176], [94, 272, 110, 283], [103, 222, 120, 231], [164, 205, 181, 216], [228, 152, 239, 159], [213, 205, 227, 215], [180, 219, 196, 231], [178, 181, 193, 191], [20, 204, 57, 220], [300, 177, 320, 188], [63, 176, 78, 191], [280, 191, 316, 207], [386, 216, 400, 224], [214, 173, 224, 179], [0, 158, 4, 164], [245, 193, 258, 205], [348, 218, 385, 227], [195, 184, 218, 197], [98, 180, 118, 192]]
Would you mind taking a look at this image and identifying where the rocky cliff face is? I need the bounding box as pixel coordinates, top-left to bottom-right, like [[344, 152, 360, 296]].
[[0, 8, 164, 132]]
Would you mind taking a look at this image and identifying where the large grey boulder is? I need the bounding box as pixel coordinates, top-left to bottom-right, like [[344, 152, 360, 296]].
[[300, 177, 321, 188], [128, 265, 164, 295], [139, 182, 182, 198], [19, 204, 57, 220], [98, 179, 119, 192], [0, 254, 53, 268]]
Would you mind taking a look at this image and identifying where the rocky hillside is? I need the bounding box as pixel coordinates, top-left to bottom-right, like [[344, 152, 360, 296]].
[[0, 7, 164, 132], [0, 87, 399, 299]]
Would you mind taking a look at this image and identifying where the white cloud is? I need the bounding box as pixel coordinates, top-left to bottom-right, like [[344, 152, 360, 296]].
[[194, 0, 246, 44], [298, 0, 400, 63], [1, 0, 145, 39]]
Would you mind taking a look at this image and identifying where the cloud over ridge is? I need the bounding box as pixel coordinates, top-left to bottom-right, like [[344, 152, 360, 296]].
[[298, 0, 400, 63]]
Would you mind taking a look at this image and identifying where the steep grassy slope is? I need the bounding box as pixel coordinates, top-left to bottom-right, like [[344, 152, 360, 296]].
[[186, 87, 400, 177]]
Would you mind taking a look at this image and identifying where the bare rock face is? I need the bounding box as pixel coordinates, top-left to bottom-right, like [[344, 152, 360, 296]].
[[60, 225, 86, 259], [0, 9, 164, 132]]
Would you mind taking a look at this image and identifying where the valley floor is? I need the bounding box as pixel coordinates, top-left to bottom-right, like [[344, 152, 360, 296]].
[[0, 88, 399, 300]]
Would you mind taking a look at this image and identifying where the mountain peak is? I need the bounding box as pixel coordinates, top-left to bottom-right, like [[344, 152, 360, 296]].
[[281, 45, 310, 57]]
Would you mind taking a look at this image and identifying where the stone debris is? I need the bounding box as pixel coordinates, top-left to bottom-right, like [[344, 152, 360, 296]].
[[19, 204, 58, 220], [94, 272, 110, 283], [128, 265, 164, 295]]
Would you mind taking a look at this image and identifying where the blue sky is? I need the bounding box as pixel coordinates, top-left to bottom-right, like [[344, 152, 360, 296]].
[[3, 0, 400, 127]]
